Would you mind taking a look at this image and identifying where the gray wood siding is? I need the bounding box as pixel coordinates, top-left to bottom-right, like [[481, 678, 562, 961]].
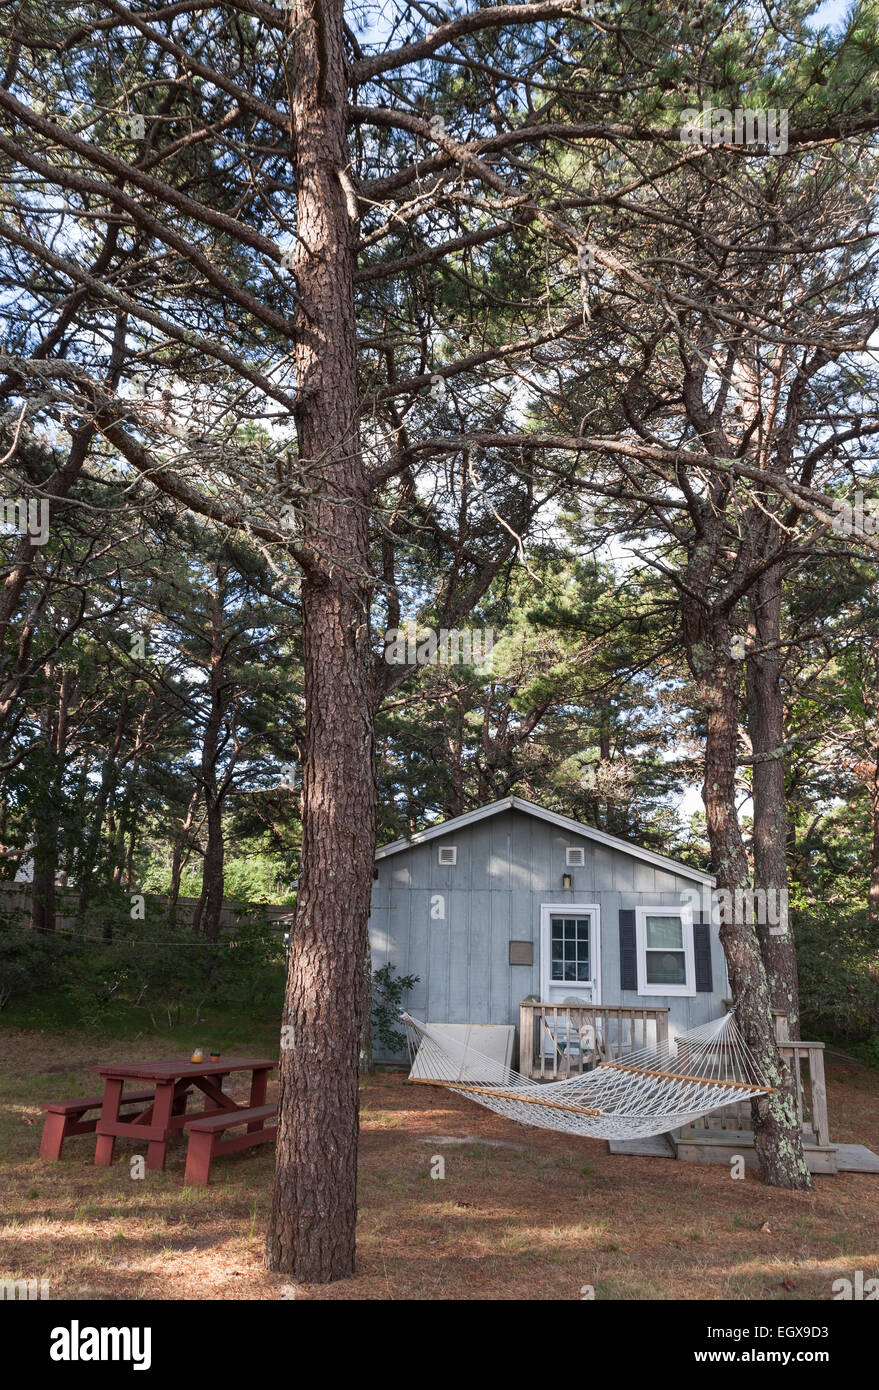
[[369, 809, 726, 1057]]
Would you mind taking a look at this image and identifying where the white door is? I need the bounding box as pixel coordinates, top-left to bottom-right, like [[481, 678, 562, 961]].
[[539, 903, 601, 1004]]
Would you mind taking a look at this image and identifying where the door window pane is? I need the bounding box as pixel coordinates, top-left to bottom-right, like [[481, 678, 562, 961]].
[[550, 916, 590, 983]]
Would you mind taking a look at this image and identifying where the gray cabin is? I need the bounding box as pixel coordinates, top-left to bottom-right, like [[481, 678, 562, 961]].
[[369, 796, 725, 1062]]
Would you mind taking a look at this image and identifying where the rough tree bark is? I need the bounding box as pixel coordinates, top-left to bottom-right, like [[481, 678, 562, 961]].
[[868, 638, 879, 921], [870, 766, 879, 921], [265, 0, 377, 1283], [682, 588, 811, 1190], [746, 562, 801, 1035]]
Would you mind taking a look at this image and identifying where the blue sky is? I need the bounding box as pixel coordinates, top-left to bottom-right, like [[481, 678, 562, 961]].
[[808, 0, 853, 30]]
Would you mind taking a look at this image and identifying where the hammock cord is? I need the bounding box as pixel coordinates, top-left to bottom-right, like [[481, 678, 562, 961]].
[[401, 1011, 772, 1141]]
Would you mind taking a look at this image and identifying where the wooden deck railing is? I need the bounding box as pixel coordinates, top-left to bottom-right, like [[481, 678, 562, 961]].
[[681, 1038, 831, 1145], [518, 1003, 831, 1145], [785, 1041, 831, 1145], [518, 1002, 670, 1080]]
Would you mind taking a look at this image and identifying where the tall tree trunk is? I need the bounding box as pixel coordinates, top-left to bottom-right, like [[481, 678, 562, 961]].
[[599, 712, 611, 831], [31, 705, 59, 933], [868, 639, 879, 920], [31, 666, 73, 934], [108, 698, 151, 933], [168, 787, 201, 923], [78, 694, 128, 916], [870, 759, 879, 920], [193, 799, 224, 942], [265, 0, 377, 1283], [447, 703, 465, 817], [192, 575, 226, 941], [123, 823, 137, 891], [683, 605, 811, 1189], [110, 810, 127, 886], [746, 563, 800, 1035]]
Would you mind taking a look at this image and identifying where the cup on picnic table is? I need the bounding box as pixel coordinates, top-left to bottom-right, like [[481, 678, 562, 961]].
[[190, 1047, 204, 1064]]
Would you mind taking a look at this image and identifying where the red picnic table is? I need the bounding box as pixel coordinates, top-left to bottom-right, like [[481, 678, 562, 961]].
[[93, 1057, 275, 1171]]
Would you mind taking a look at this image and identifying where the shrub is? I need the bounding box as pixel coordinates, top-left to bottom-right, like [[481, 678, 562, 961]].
[[795, 906, 879, 1042], [370, 962, 419, 1054], [0, 918, 62, 1009]]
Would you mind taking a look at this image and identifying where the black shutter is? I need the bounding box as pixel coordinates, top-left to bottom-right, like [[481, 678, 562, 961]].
[[619, 909, 637, 991], [693, 915, 713, 993]]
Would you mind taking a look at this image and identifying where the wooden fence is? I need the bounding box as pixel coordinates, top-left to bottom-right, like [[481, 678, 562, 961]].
[[0, 882, 293, 935]]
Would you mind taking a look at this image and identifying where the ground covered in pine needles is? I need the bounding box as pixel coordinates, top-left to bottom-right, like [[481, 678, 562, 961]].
[[1, 1025, 878, 1301]]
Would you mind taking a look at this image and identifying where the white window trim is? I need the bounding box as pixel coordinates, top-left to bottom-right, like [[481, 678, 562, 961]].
[[437, 846, 457, 865], [565, 846, 585, 866], [635, 905, 695, 997], [539, 903, 601, 1004]]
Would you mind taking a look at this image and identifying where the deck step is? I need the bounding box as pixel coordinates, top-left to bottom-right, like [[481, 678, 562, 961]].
[[608, 1134, 676, 1158], [608, 1130, 879, 1177], [673, 1128, 839, 1174], [836, 1143, 879, 1174]]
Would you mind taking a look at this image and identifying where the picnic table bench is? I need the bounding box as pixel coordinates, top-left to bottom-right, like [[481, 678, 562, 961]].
[[39, 1088, 191, 1160], [38, 1056, 276, 1176], [92, 1056, 276, 1171], [183, 1104, 278, 1186]]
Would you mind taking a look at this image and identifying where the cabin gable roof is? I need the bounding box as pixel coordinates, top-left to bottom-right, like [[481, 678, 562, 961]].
[[374, 795, 714, 885]]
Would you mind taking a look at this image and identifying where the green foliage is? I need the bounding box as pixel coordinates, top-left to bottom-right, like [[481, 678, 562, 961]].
[[221, 853, 296, 905], [140, 848, 296, 905], [0, 906, 284, 1031], [376, 557, 693, 853], [371, 963, 419, 1054], [795, 907, 879, 1042], [0, 914, 74, 1011], [845, 1036, 879, 1070]]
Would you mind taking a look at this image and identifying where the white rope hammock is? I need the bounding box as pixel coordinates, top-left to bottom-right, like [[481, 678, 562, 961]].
[[402, 1011, 773, 1141]]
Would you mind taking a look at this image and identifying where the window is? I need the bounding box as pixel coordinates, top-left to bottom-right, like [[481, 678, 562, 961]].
[[635, 907, 695, 996], [566, 846, 585, 867], [437, 846, 457, 865], [550, 916, 592, 984]]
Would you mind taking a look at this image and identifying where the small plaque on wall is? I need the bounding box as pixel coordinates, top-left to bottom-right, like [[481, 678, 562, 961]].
[[509, 940, 533, 966]]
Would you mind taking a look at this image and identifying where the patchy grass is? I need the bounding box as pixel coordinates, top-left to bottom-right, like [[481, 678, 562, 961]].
[[1, 1025, 878, 1300]]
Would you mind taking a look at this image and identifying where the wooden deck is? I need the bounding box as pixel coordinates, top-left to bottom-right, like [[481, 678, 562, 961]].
[[608, 1134, 676, 1158], [520, 1002, 878, 1176], [837, 1144, 879, 1174], [678, 1039, 832, 1149], [610, 1130, 879, 1175], [672, 1128, 840, 1175]]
